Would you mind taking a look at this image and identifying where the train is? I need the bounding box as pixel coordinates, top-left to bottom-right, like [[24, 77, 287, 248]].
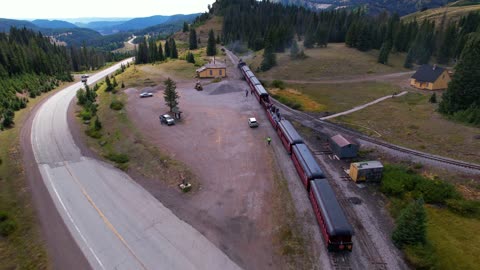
[[238, 60, 354, 252]]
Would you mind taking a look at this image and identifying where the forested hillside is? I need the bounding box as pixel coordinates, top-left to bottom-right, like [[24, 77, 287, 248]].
[[206, 0, 479, 68], [0, 28, 124, 129]]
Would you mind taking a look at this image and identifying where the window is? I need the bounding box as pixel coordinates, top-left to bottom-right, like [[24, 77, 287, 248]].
[[219, 69, 222, 76], [209, 70, 213, 76]]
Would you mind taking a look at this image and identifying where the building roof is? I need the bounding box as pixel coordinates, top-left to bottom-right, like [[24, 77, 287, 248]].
[[196, 63, 227, 73], [331, 134, 352, 148], [411, 64, 447, 83], [351, 161, 383, 170]]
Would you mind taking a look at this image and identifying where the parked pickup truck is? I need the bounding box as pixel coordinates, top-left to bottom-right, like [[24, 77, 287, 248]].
[[81, 74, 89, 83]]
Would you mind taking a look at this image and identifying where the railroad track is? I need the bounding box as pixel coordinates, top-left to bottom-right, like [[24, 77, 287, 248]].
[[272, 99, 480, 172]]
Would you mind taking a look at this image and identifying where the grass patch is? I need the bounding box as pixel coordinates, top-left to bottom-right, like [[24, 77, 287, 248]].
[[248, 43, 408, 80], [269, 88, 325, 112], [105, 152, 129, 164], [425, 206, 480, 270], [331, 92, 480, 164], [110, 100, 124, 110], [281, 81, 398, 113]]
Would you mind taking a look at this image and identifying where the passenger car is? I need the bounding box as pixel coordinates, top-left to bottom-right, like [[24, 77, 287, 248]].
[[139, 92, 153, 98], [248, 117, 259, 128], [159, 114, 175, 125]]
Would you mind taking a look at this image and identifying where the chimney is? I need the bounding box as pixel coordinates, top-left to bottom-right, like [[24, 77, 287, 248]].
[[214, 56, 216, 64], [433, 64, 437, 70]]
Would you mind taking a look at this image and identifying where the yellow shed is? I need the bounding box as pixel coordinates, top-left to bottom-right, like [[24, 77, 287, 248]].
[[349, 161, 383, 182], [410, 64, 450, 90], [196, 63, 227, 78]]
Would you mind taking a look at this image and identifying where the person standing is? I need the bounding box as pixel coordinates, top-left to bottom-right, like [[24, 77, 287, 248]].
[[245, 89, 249, 97], [266, 136, 271, 145]]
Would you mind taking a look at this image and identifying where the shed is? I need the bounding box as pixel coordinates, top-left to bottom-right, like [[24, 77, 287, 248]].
[[410, 64, 450, 90], [196, 62, 227, 78], [329, 134, 359, 159], [349, 161, 383, 182]]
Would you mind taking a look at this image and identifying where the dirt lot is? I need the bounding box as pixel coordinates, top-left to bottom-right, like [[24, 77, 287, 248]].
[[125, 75, 286, 269]]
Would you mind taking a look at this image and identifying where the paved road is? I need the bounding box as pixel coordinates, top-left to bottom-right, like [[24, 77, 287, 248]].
[[30, 59, 241, 270]]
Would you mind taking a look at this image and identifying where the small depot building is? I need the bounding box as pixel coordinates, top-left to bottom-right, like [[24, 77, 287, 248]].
[[349, 161, 383, 183], [410, 64, 450, 90], [329, 134, 359, 159], [196, 63, 227, 78]]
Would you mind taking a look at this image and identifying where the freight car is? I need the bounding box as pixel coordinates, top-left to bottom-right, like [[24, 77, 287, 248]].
[[277, 120, 304, 154], [309, 179, 354, 251], [291, 143, 326, 189]]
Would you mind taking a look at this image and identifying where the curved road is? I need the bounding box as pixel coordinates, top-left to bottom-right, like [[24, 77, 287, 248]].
[[30, 59, 240, 270]]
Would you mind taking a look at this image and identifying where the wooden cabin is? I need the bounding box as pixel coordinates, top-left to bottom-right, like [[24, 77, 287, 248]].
[[196, 63, 227, 78], [410, 64, 450, 90]]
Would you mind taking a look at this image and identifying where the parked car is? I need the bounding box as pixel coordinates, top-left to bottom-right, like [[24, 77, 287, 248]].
[[248, 117, 259, 128], [160, 114, 175, 125], [140, 92, 153, 98], [81, 74, 89, 83]]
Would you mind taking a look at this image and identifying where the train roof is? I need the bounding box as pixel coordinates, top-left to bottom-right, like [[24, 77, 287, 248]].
[[310, 179, 354, 236], [245, 71, 255, 78], [241, 65, 251, 73], [250, 76, 262, 85], [254, 84, 269, 96], [292, 144, 325, 179], [278, 120, 303, 144]]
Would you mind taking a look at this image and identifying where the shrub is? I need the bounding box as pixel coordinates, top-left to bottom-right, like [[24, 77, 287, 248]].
[[110, 100, 124, 110], [446, 199, 480, 218], [271, 80, 285, 89], [85, 129, 101, 139], [392, 199, 427, 248], [413, 179, 458, 204], [0, 219, 17, 237], [404, 244, 436, 270], [94, 117, 102, 131], [105, 152, 129, 164], [0, 211, 8, 222], [79, 110, 92, 121], [381, 165, 418, 196]]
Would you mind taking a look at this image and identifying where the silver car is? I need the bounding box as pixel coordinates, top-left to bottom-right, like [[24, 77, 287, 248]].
[[248, 117, 259, 128], [160, 114, 175, 125]]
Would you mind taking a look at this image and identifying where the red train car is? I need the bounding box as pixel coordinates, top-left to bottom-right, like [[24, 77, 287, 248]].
[[309, 179, 354, 252], [276, 120, 304, 154], [291, 144, 326, 190]]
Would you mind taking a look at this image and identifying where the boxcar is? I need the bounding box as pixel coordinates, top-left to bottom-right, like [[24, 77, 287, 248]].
[[277, 120, 304, 154], [309, 179, 354, 252], [291, 144, 325, 189]]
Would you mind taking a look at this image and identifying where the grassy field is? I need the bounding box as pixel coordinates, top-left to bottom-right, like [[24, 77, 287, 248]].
[[402, 1, 480, 24], [78, 67, 197, 188], [0, 83, 70, 269], [269, 82, 400, 113], [425, 206, 480, 270], [248, 43, 408, 80], [331, 92, 480, 164]]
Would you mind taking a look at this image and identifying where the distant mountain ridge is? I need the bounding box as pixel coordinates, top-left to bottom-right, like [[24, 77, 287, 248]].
[[272, 0, 459, 15], [32, 19, 78, 29]]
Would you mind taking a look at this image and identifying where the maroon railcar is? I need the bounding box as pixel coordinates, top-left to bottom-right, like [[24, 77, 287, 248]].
[[276, 120, 304, 154], [291, 144, 326, 190], [309, 179, 354, 252]]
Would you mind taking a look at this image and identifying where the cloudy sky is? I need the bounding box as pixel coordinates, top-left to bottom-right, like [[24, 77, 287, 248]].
[[1, 0, 215, 20]]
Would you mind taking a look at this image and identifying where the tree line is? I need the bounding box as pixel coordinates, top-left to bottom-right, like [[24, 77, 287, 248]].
[[205, 0, 479, 68], [135, 36, 178, 64], [0, 27, 128, 129]]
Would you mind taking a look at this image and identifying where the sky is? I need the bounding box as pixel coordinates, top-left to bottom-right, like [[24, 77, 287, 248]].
[[0, 0, 215, 20]]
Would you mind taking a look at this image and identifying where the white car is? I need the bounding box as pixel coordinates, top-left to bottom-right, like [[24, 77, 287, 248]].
[[160, 114, 175, 125], [140, 92, 153, 98], [248, 117, 259, 128]]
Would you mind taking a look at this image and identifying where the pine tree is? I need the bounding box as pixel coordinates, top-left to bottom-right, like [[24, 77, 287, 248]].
[[158, 42, 164, 61], [170, 38, 178, 59], [260, 37, 276, 71], [105, 75, 113, 92], [290, 40, 299, 59], [392, 199, 427, 248], [378, 41, 392, 64], [404, 48, 415, 68], [437, 23, 457, 64], [186, 52, 195, 64], [183, 22, 189, 32], [164, 39, 171, 58], [207, 29, 217, 56], [164, 78, 179, 112], [303, 27, 315, 49], [439, 33, 480, 116], [429, 93, 437, 103], [189, 28, 198, 50]]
